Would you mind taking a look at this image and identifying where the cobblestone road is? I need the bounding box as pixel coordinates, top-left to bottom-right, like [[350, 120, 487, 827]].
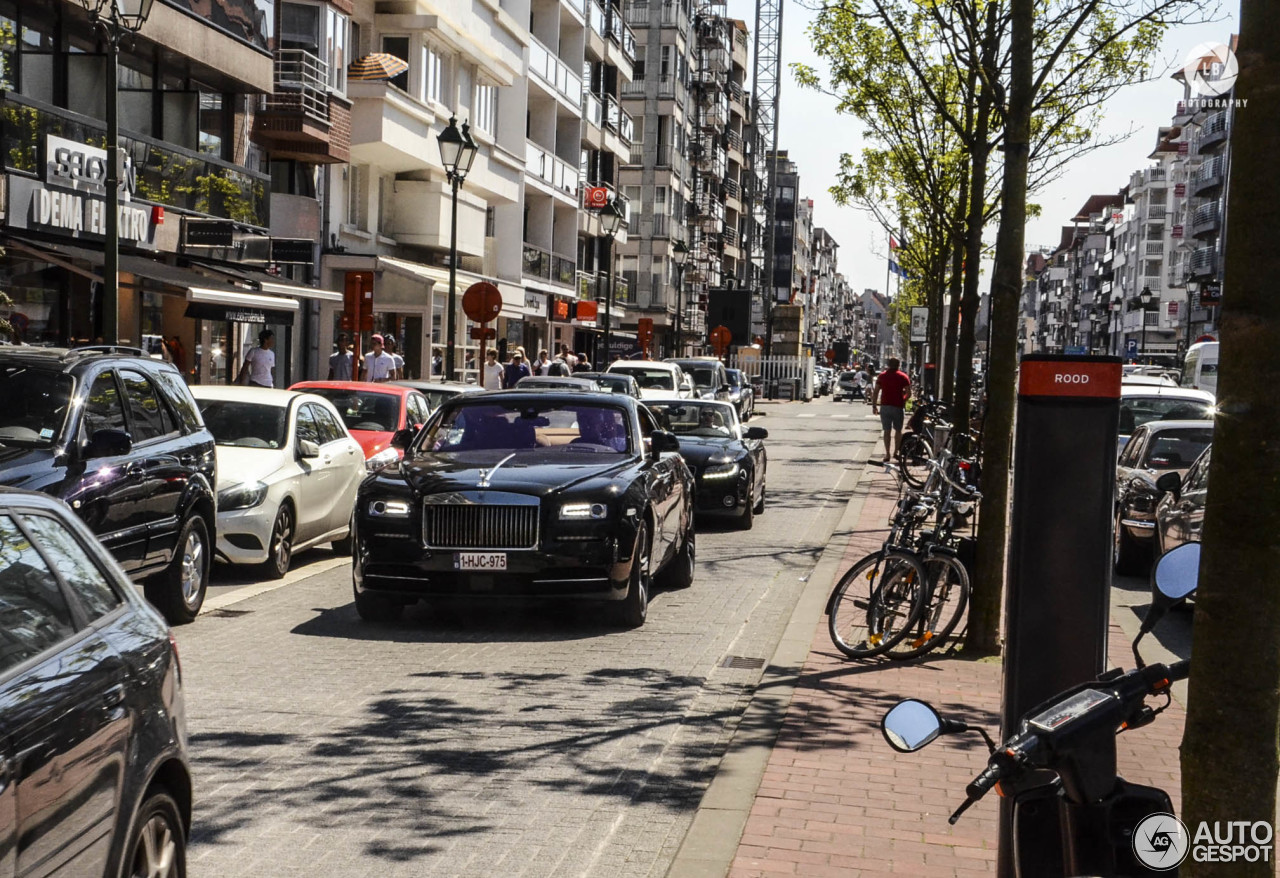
[[177, 399, 878, 878]]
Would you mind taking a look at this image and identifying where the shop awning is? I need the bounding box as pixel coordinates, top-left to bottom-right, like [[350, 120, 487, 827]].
[[379, 256, 446, 285], [185, 288, 299, 325], [257, 279, 344, 303]]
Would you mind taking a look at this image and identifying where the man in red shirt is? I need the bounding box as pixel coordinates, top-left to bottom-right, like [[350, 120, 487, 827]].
[[871, 357, 911, 462]]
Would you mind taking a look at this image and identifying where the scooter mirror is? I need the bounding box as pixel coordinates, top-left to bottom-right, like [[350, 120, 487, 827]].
[[882, 699, 944, 753], [1153, 542, 1200, 602]]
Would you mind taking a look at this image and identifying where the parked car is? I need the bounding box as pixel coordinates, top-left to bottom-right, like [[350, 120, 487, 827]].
[[834, 370, 865, 402], [648, 400, 768, 529], [1117, 385, 1215, 454], [1113, 420, 1214, 574], [1181, 341, 1218, 396], [514, 375, 600, 392], [391, 379, 482, 412], [725, 368, 754, 420], [665, 358, 731, 402], [352, 391, 696, 627], [606, 360, 694, 401], [192, 387, 367, 577], [1153, 445, 1211, 557], [289, 381, 432, 469], [0, 347, 217, 623], [577, 371, 642, 398], [1121, 374, 1179, 387], [0, 488, 191, 877]]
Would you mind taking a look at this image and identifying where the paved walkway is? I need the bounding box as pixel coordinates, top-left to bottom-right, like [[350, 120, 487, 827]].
[[711, 465, 1188, 877]]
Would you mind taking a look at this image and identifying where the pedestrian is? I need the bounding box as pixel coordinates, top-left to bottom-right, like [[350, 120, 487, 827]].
[[574, 352, 591, 373], [548, 351, 571, 376], [432, 347, 444, 376], [870, 356, 911, 463], [237, 329, 276, 388], [482, 349, 504, 390], [328, 333, 355, 380], [363, 334, 396, 383], [385, 336, 405, 380], [558, 343, 577, 370], [536, 349, 552, 376], [503, 350, 532, 388]]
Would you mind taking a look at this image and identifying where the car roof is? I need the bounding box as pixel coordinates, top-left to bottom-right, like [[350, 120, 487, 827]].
[[1120, 385, 1214, 402], [449, 389, 635, 407], [391, 380, 479, 392], [609, 360, 679, 371], [1122, 375, 1178, 386], [291, 380, 411, 397], [190, 386, 310, 405], [0, 345, 178, 374], [515, 377, 597, 388], [1132, 419, 1215, 434], [649, 398, 736, 412]]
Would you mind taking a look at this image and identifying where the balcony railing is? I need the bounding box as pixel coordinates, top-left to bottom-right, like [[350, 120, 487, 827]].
[[1146, 204, 1167, 220], [589, 2, 607, 38], [604, 95, 634, 143], [626, 2, 649, 24], [1191, 201, 1221, 236], [562, 0, 585, 15], [725, 130, 743, 153], [628, 143, 644, 165], [660, 1, 689, 34], [1193, 154, 1227, 194], [524, 242, 576, 287], [584, 92, 604, 129], [525, 141, 579, 196], [621, 78, 647, 96], [723, 177, 740, 199], [270, 49, 330, 122], [1189, 246, 1216, 277], [529, 39, 583, 109]]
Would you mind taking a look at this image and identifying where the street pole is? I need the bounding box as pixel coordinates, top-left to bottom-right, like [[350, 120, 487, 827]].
[[673, 262, 685, 358], [103, 31, 121, 345], [604, 237, 614, 365], [445, 174, 459, 381], [1140, 305, 1147, 361]]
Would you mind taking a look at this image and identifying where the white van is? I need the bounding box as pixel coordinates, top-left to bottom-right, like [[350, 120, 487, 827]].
[[1181, 342, 1218, 397]]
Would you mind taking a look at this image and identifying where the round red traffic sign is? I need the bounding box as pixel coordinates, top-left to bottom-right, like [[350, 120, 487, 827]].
[[710, 325, 732, 354], [462, 282, 503, 323]]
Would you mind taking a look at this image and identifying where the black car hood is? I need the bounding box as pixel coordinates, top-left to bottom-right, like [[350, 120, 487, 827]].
[[394, 449, 635, 497], [671, 436, 747, 468]]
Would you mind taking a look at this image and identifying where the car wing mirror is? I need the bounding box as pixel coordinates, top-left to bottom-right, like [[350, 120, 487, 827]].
[[1154, 470, 1182, 502], [745, 427, 768, 440], [1133, 542, 1200, 666], [650, 430, 680, 456], [297, 439, 321, 459], [390, 427, 417, 450], [84, 429, 133, 459]]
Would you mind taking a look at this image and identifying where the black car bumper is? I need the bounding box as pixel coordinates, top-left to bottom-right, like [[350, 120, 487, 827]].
[[693, 474, 752, 517]]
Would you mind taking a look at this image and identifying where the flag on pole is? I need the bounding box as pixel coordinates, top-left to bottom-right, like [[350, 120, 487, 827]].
[[888, 261, 910, 279], [889, 235, 900, 251]]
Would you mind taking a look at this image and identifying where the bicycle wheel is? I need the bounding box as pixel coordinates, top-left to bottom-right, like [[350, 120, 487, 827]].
[[884, 552, 970, 660], [897, 433, 933, 489], [828, 551, 928, 659]]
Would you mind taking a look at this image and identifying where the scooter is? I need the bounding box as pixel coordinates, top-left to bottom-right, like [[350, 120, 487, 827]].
[[880, 542, 1200, 877]]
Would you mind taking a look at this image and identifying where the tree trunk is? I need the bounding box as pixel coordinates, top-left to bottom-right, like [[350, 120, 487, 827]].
[[965, 0, 1033, 653], [1181, 5, 1280, 872]]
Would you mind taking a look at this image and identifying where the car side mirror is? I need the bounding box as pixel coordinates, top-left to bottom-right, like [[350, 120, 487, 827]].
[[650, 430, 679, 456], [84, 428, 132, 459], [720, 384, 731, 392], [745, 427, 768, 440], [390, 427, 418, 450], [298, 439, 321, 459], [1155, 470, 1182, 502]]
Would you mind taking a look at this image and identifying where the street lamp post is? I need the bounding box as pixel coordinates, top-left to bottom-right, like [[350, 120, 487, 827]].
[[1109, 295, 1122, 355], [77, 0, 156, 345], [437, 116, 479, 381], [599, 199, 625, 365], [1138, 285, 1153, 361], [671, 240, 689, 357]]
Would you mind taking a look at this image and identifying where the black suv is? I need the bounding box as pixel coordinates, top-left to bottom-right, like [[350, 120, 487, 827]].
[[0, 488, 191, 876], [0, 347, 216, 623]]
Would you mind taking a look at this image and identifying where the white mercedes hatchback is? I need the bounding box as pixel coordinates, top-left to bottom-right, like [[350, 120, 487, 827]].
[[191, 386, 367, 577]]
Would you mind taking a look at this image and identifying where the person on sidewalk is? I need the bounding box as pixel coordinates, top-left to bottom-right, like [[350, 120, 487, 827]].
[[503, 350, 532, 389], [384, 336, 405, 380], [535, 349, 552, 375], [237, 329, 275, 388], [328, 333, 355, 380], [363, 335, 396, 383], [871, 356, 911, 462], [482, 349, 504, 390]]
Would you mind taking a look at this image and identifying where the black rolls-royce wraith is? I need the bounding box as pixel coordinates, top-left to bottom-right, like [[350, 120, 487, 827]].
[[352, 391, 696, 627]]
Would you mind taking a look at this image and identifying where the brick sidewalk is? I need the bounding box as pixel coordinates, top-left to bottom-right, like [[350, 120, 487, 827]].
[[728, 467, 1186, 878]]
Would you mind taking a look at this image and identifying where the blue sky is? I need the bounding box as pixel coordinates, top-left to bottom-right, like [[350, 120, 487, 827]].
[[723, 0, 1239, 296]]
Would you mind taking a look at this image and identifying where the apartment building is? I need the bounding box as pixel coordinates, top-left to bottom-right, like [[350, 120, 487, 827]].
[[807, 226, 840, 351]]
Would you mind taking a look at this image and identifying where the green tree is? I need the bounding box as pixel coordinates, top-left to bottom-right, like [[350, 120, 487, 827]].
[[1180, 3, 1280, 871]]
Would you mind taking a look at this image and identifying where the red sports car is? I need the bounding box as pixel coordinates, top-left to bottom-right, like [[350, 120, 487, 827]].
[[289, 381, 433, 469]]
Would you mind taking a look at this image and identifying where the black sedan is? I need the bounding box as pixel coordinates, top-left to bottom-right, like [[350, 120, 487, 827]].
[[725, 368, 754, 420], [577, 372, 642, 399], [353, 391, 696, 628], [1154, 445, 1211, 557], [647, 400, 768, 529], [1113, 420, 1213, 574]]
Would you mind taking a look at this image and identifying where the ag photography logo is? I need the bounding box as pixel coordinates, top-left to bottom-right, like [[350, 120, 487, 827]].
[[1134, 812, 1191, 870], [1181, 42, 1238, 97]]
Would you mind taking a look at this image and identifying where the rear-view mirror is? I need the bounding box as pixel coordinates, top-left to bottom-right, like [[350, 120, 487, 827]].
[[745, 427, 768, 440], [298, 439, 321, 459], [881, 700, 944, 753], [1155, 471, 1182, 502], [84, 429, 132, 459], [390, 428, 416, 450], [650, 430, 680, 455]]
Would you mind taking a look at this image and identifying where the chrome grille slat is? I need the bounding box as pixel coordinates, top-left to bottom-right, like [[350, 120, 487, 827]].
[[423, 502, 539, 550]]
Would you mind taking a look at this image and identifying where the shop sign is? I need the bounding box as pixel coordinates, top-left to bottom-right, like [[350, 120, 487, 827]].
[[184, 302, 296, 325], [270, 238, 314, 264], [184, 220, 236, 248]]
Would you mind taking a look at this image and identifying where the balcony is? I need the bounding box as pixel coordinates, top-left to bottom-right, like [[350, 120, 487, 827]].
[[584, 92, 604, 129], [621, 78, 647, 97], [1190, 201, 1221, 238], [530, 39, 583, 109], [1197, 111, 1229, 153], [253, 49, 350, 164], [723, 177, 740, 199], [1193, 154, 1227, 196], [604, 95, 634, 144], [626, 2, 649, 24], [699, 101, 729, 130], [525, 141, 579, 200], [589, 2, 607, 39], [1144, 241, 1164, 257], [1188, 246, 1216, 278], [701, 46, 730, 73], [660, 1, 690, 34], [524, 242, 576, 288], [1146, 204, 1167, 221], [725, 130, 743, 155]]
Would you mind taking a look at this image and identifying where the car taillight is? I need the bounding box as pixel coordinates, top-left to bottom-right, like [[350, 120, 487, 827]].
[[958, 462, 971, 471], [169, 631, 182, 682]]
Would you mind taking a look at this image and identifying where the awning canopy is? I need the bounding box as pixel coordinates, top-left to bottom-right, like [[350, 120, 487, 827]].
[[185, 287, 299, 325]]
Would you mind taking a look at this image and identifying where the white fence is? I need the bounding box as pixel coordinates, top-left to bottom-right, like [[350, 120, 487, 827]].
[[727, 354, 815, 400]]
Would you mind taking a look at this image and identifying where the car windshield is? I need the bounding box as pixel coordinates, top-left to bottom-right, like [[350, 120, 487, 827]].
[[1143, 429, 1213, 470], [422, 389, 464, 410], [615, 368, 675, 391], [421, 401, 632, 454], [689, 368, 717, 387], [587, 374, 628, 392], [1120, 397, 1214, 434], [650, 403, 736, 439], [305, 388, 400, 432], [0, 366, 74, 447], [726, 371, 744, 387], [198, 400, 288, 448]]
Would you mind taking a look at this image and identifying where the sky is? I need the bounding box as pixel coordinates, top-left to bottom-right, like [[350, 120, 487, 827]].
[[722, 0, 1240, 296]]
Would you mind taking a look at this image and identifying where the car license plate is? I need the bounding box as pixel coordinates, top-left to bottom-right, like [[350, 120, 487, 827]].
[[455, 552, 507, 571]]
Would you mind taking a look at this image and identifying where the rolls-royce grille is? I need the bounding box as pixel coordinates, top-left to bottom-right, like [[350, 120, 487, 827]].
[[422, 504, 539, 549]]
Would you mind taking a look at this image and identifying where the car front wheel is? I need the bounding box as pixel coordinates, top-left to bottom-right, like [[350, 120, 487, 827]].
[[262, 504, 294, 579], [616, 522, 651, 628], [147, 515, 210, 625], [126, 786, 186, 878]]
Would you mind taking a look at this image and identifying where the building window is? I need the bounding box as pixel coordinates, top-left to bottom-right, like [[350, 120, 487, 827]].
[[474, 84, 496, 134], [347, 165, 368, 230], [485, 206, 496, 237], [381, 35, 410, 91], [422, 43, 444, 105]]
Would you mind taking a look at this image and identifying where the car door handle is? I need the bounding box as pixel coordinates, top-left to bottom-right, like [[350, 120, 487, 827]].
[[323, 456, 333, 464]]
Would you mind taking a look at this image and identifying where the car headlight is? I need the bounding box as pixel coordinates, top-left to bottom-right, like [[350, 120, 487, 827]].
[[368, 499, 412, 517], [366, 447, 399, 471], [218, 481, 268, 511], [560, 502, 609, 520], [702, 462, 740, 480]]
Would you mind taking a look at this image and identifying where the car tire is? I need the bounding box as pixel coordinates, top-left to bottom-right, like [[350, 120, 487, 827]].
[[125, 786, 187, 878], [355, 587, 404, 622], [332, 511, 355, 556], [146, 514, 210, 625], [262, 504, 294, 579], [661, 528, 695, 590], [1113, 510, 1147, 576], [616, 522, 651, 628], [753, 484, 766, 516], [736, 493, 755, 530]]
